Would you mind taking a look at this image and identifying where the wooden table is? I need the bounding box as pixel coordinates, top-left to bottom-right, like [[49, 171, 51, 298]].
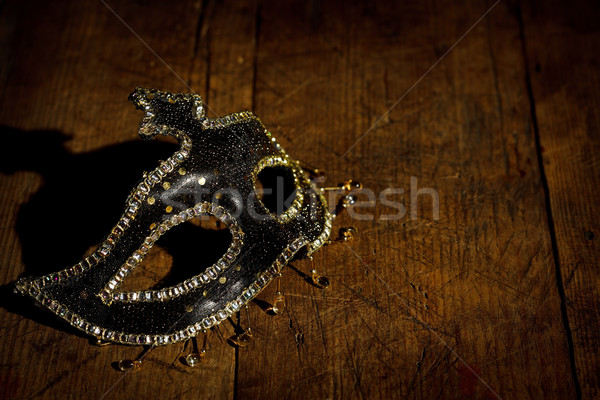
[[0, 0, 598, 398]]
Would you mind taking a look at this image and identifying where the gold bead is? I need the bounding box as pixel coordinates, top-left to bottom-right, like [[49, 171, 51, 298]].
[[272, 292, 285, 315], [185, 350, 206, 367], [117, 359, 140, 371], [232, 329, 253, 347], [342, 180, 362, 191], [311, 270, 330, 289], [342, 194, 357, 207], [340, 227, 358, 241]]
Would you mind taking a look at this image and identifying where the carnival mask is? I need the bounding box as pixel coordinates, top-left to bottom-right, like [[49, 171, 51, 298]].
[[15, 88, 357, 365]]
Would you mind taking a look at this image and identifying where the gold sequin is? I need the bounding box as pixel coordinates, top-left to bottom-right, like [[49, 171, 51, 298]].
[[163, 182, 171, 190], [178, 168, 186, 175], [219, 277, 227, 284], [149, 223, 156, 230], [147, 196, 155, 205], [198, 177, 206, 185], [165, 206, 173, 213]]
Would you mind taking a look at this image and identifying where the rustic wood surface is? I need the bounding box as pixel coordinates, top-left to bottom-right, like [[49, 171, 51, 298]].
[[0, 0, 597, 399]]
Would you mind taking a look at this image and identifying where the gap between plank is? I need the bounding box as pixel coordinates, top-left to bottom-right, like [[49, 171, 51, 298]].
[[515, 4, 582, 399]]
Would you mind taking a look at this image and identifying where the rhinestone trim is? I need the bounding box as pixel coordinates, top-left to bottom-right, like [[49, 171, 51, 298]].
[[22, 131, 192, 292], [131, 87, 258, 134], [99, 202, 244, 304], [201, 111, 256, 130], [307, 186, 333, 255], [252, 155, 305, 224], [16, 237, 308, 346]]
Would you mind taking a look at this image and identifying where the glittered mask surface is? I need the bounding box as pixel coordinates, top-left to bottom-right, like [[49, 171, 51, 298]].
[[15, 88, 332, 346]]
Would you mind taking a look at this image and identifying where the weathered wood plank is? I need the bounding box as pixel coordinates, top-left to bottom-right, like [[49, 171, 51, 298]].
[[203, 0, 259, 115], [522, 0, 600, 397], [0, 0, 592, 399], [236, 0, 576, 398], [0, 0, 238, 398]]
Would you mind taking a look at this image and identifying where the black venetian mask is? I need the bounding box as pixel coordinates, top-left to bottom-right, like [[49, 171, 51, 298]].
[[15, 88, 337, 347]]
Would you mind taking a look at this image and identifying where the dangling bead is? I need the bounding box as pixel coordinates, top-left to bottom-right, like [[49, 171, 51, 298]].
[[232, 328, 253, 347], [183, 333, 208, 367], [340, 227, 357, 241], [185, 349, 206, 367], [341, 180, 362, 191], [272, 292, 286, 315], [311, 269, 330, 289], [117, 359, 140, 371], [342, 194, 357, 207], [271, 274, 285, 315], [116, 345, 153, 372]]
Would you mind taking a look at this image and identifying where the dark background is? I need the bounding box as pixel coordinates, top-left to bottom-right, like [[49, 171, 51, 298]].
[[0, 0, 598, 399]]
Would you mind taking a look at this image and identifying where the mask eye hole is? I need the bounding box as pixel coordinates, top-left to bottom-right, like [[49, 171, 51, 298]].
[[119, 215, 231, 292], [255, 166, 299, 216]]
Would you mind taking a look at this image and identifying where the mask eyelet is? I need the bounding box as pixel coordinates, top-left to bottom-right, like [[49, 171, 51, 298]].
[[100, 202, 244, 304], [252, 155, 305, 223]]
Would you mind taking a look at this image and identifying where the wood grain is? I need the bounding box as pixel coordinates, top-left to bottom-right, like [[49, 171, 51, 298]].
[[237, 1, 574, 398], [0, 0, 594, 399], [522, 0, 600, 397]]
